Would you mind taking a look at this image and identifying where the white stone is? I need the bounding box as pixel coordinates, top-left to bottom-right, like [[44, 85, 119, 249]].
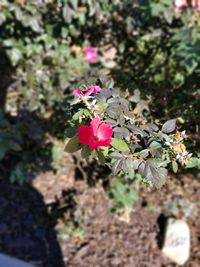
[[162, 218, 190, 265], [0, 254, 35, 267]]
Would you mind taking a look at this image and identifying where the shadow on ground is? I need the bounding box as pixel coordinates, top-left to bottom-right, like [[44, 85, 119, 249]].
[[0, 179, 66, 267]]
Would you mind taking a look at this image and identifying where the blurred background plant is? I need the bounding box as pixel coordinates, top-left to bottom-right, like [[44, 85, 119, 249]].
[[0, 0, 199, 217]]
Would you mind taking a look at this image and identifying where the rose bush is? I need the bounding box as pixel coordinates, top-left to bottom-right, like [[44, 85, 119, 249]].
[[78, 117, 113, 150], [65, 83, 192, 189], [0, 0, 199, 190]]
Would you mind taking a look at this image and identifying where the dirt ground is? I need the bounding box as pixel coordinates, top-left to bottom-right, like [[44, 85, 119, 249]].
[[0, 160, 199, 267]]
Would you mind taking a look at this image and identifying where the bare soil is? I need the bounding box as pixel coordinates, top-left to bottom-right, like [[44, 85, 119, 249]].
[[0, 163, 199, 267]]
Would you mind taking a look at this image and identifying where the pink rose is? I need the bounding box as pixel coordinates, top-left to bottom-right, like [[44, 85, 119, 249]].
[[72, 85, 101, 97], [84, 85, 101, 96], [174, 0, 188, 13], [192, 0, 200, 11], [83, 47, 97, 63], [72, 89, 84, 97], [78, 117, 113, 150]]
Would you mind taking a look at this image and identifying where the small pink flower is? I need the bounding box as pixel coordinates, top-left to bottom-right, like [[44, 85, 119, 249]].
[[73, 89, 84, 97], [85, 85, 101, 96], [17, 0, 25, 7], [174, 0, 188, 7], [192, 0, 200, 11], [73, 85, 101, 98], [174, 0, 188, 13], [78, 117, 113, 150], [158, 97, 167, 105], [83, 47, 97, 63]]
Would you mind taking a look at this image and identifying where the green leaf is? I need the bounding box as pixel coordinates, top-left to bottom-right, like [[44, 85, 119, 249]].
[[64, 136, 82, 153], [28, 17, 42, 32], [83, 109, 91, 117], [185, 55, 198, 74], [113, 127, 130, 139], [123, 158, 134, 174], [139, 149, 149, 159], [52, 145, 63, 163], [72, 110, 84, 121], [172, 161, 178, 173], [97, 102, 108, 113], [112, 158, 124, 174], [111, 138, 129, 152], [150, 166, 167, 189], [63, 4, 74, 23], [110, 151, 123, 159], [186, 157, 200, 169], [149, 141, 163, 158], [123, 190, 138, 208], [91, 150, 98, 157], [109, 181, 138, 209], [111, 181, 126, 200], [65, 127, 77, 138], [71, 0, 78, 9], [162, 119, 176, 133], [81, 146, 91, 158], [150, 3, 166, 16], [97, 150, 106, 165], [9, 48, 23, 66], [126, 124, 148, 137], [100, 147, 109, 156], [147, 123, 159, 133], [0, 13, 6, 25]]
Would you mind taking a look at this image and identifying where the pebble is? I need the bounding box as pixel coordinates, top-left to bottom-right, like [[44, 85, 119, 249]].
[[162, 218, 190, 265], [0, 253, 35, 267]]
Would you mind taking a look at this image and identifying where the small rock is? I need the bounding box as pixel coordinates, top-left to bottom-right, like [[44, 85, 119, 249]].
[[162, 218, 190, 265], [0, 253, 35, 267]]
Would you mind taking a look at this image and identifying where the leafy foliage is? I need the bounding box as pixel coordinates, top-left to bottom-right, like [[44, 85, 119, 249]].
[[0, 0, 199, 218], [186, 153, 200, 169], [65, 83, 192, 189], [109, 179, 138, 220]]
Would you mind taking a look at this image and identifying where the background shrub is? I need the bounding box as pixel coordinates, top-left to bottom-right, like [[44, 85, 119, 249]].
[[0, 0, 199, 186]]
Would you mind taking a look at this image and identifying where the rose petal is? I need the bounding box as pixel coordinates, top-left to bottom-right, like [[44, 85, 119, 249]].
[[78, 117, 112, 151], [83, 47, 97, 63], [73, 89, 84, 97], [97, 123, 113, 141], [90, 117, 101, 136], [78, 126, 92, 145], [88, 138, 100, 150], [98, 138, 112, 147], [85, 87, 94, 96], [85, 85, 101, 96], [92, 85, 101, 93], [89, 138, 112, 150]]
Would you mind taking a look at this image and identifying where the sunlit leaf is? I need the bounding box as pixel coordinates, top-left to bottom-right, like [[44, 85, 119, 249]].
[[64, 136, 82, 153], [111, 138, 129, 152]]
